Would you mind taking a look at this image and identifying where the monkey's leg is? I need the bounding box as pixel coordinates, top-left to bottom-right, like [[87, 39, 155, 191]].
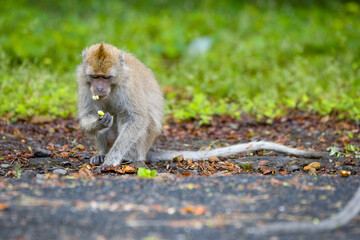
[[90, 128, 116, 165], [121, 128, 156, 167]]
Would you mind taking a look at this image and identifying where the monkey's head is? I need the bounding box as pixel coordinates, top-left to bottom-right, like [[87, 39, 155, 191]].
[[80, 42, 124, 100]]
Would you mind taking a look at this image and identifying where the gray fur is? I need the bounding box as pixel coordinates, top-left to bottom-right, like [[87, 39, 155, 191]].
[[77, 43, 164, 167]]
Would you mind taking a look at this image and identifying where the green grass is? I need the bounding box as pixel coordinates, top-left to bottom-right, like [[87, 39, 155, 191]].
[[1, 0, 359, 122]]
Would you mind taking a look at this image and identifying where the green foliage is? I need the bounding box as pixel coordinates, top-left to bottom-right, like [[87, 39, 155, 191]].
[[14, 163, 22, 178], [0, 0, 359, 121], [137, 167, 157, 178], [328, 144, 360, 158]]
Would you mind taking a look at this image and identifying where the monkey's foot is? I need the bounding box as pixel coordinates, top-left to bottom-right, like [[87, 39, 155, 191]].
[[90, 155, 106, 165]]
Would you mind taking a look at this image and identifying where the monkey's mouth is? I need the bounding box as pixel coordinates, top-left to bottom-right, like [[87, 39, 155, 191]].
[[97, 95, 107, 100], [92, 94, 108, 100]]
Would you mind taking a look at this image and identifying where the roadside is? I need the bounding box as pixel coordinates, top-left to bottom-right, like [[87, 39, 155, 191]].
[[0, 175, 359, 240], [0, 113, 360, 239]]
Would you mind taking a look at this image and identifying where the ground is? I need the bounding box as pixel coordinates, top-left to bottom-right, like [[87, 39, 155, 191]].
[[1, 112, 360, 239], [0, 112, 359, 177]]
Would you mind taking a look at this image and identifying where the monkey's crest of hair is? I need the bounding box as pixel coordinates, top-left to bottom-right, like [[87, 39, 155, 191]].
[[87, 42, 116, 75]]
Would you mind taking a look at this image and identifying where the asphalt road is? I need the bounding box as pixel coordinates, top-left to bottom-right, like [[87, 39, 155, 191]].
[[1, 174, 359, 240]]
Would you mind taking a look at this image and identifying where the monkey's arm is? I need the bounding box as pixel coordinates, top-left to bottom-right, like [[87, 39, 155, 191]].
[[147, 141, 326, 162], [78, 113, 113, 134], [77, 87, 113, 134]]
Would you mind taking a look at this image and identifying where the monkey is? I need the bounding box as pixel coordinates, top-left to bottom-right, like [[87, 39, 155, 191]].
[[77, 42, 164, 168], [76, 42, 326, 170]]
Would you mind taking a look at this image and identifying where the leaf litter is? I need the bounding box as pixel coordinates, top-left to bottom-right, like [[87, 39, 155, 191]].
[[0, 112, 359, 179]]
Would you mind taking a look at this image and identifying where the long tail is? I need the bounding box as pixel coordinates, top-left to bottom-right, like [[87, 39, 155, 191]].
[[147, 141, 325, 163]]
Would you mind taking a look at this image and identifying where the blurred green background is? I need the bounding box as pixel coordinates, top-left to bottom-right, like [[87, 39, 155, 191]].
[[1, 0, 359, 122]]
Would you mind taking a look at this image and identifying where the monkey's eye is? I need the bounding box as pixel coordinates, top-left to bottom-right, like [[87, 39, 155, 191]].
[[103, 75, 113, 80], [90, 75, 100, 79]]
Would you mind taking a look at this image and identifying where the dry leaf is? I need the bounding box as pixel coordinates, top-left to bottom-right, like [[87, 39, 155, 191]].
[[180, 205, 207, 215], [74, 144, 85, 151], [208, 156, 219, 162], [79, 168, 95, 178], [173, 155, 184, 163], [339, 170, 351, 178], [0, 203, 10, 210], [124, 165, 137, 173], [30, 115, 53, 124], [258, 160, 270, 166]]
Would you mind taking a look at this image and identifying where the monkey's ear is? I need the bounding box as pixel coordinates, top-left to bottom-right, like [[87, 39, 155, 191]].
[[81, 48, 88, 60]]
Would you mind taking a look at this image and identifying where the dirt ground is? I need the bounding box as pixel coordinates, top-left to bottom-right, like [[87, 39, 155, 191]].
[[0, 112, 359, 178]]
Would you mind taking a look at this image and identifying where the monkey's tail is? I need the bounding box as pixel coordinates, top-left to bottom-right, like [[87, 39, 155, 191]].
[[146, 141, 325, 163]]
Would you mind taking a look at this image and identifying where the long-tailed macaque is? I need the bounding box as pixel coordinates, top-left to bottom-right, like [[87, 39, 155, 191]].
[[77, 42, 325, 169]]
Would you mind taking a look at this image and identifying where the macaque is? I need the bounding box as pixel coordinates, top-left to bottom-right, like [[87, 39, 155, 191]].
[[77, 42, 325, 169], [77, 42, 164, 168]]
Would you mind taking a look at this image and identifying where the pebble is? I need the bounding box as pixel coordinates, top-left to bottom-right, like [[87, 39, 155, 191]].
[[287, 165, 301, 172], [82, 153, 92, 159], [21, 170, 37, 179], [36, 174, 46, 179], [343, 165, 353, 171], [53, 168, 67, 176], [60, 161, 72, 168], [1, 164, 11, 169], [34, 148, 52, 158]]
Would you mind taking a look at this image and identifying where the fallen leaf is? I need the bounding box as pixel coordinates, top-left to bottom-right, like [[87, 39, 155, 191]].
[[101, 166, 125, 174], [308, 167, 317, 175], [73, 144, 85, 151], [344, 157, 355, 166], [304, 162, 321, 171], [258, 160, 270, 166], [173, 155, 184, 163], [339, 170, 351, 178], [180, 172, 191, 177], [208, 156, 219, 162], [0, 203, 10, 210], [180, 205, 207, 215], [195, 206, 207, 215], [30, 115, 53, 124], [79, 167, 95, 179], [13, 128, 21, 136], [124, 165, 137, 173]]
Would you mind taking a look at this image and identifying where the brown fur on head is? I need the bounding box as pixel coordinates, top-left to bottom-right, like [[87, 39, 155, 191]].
[[81, 42, 123, 98], [83, 42, 120, 75]]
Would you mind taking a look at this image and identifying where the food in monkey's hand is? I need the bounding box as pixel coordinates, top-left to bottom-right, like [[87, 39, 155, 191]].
[[92, 95, 100, 100], [98, 110, 105, 116]]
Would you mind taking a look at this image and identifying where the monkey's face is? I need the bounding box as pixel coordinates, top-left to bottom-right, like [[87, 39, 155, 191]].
[[89, 74, 113, 99], [82, 42, 121, 99]]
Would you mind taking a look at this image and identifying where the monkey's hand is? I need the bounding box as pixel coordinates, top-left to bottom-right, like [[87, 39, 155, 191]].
[[98, 112, 113, 129]]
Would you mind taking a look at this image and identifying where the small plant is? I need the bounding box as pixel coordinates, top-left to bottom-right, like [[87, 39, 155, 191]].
[[137, 167, 157, 178], [328, 144, 360, 158], [239, 163, 254, 171], [14, 163, 22, 178]]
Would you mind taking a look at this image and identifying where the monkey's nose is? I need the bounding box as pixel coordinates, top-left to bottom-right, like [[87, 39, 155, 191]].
[[97, 87, 104, 93]]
